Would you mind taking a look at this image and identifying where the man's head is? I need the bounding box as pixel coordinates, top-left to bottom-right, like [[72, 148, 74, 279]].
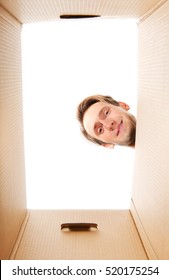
[[77, 95, 136, 148]]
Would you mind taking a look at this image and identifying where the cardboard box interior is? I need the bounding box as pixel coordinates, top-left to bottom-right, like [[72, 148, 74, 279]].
[[0, 0, 169, 260]]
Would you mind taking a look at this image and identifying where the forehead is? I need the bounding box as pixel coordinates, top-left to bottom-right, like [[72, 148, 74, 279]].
[[83, 101, 110, 136], [85, 101, 109, 118]]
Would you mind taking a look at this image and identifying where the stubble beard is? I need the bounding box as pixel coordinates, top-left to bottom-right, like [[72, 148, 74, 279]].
[[115, 112, 136, 147]]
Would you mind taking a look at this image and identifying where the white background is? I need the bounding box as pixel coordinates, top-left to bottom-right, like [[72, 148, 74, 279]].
[[22, 18, 138, 209]]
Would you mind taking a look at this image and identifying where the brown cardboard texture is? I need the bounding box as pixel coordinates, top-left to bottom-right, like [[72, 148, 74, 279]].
[[0, 0, 169, 260]]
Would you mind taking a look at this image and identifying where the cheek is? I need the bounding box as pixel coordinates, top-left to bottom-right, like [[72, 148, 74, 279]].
[[101, 131, 114, 142], [110, 111, 117, 118]]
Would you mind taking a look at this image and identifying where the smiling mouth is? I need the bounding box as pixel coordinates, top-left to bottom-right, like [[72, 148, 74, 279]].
[[117, 120, 123, 136]]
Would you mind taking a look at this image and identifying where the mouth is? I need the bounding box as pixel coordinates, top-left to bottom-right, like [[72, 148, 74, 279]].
[[117, 120, 123, 136]]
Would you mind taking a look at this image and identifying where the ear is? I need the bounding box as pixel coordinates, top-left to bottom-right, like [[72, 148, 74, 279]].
[[118, 101, 130, 111], [101, 143, 115, 149]]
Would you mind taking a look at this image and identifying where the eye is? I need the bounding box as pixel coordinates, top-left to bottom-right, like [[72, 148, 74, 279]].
[[98, 127, 103, 134], [105, 109, 110, 117], [94, 122, 104, 136]]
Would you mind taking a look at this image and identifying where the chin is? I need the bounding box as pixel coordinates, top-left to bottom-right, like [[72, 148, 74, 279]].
[[117, 117, 136, 147]]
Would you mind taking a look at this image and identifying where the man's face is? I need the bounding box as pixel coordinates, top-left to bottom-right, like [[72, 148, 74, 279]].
[[83, 101, 136, 147]]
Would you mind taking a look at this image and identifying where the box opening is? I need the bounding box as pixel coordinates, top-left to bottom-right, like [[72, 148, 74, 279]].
[[21, 18, 138, 210]]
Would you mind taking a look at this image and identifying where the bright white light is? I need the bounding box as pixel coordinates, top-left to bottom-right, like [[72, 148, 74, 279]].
[[22, 18, 138, 209]]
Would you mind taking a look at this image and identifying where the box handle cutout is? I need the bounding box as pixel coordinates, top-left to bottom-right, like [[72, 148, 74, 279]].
[[61, 223, 98, 232], [60, 15, 101, 19]]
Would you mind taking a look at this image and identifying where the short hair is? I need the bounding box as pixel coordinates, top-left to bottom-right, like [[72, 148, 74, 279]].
[[77, 95, 119, 145]]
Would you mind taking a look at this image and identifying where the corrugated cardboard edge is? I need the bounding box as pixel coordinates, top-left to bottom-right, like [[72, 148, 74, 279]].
[[139, 0, 168, 23], [130, 200, 158, 260], [0, 4, 21, 26], [9, 211, 30, 260]]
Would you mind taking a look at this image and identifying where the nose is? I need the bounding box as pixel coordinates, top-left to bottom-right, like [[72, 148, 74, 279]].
[[103, 121, 115, 131]]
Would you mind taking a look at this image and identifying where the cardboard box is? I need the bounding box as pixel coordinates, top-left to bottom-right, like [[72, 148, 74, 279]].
[[0, 0, 169, 260]]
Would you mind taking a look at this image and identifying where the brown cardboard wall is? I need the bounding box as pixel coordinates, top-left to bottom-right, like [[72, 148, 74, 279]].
[[131, 0, 169, 260], [0, 7, 27, 260], [11, 210, 147, 260], [0, 0, 164, 23], [1, 0, 169, 260]]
